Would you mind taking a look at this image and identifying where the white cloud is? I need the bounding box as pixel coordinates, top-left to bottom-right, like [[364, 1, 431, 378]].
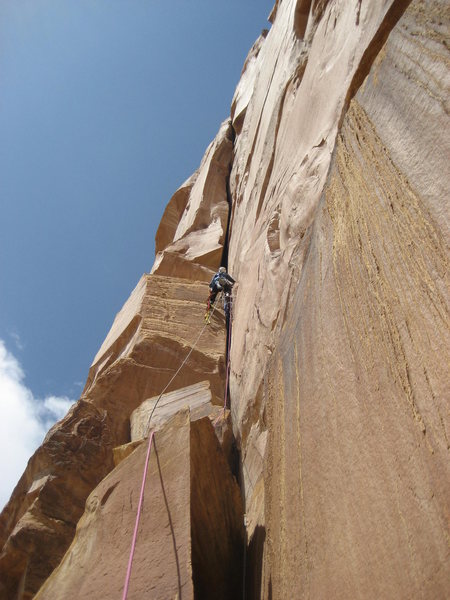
[[0, 340, 74, 510], [39, 395, 74, 430]]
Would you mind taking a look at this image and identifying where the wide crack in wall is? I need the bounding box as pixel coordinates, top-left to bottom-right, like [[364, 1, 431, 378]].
[[190, 417, 244, 600]]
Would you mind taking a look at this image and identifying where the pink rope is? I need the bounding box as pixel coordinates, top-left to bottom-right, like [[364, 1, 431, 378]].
[[122, 430, 155, 600]]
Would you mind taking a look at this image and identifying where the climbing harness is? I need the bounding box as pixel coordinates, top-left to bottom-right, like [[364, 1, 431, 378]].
[[122, 297, 224, 600]]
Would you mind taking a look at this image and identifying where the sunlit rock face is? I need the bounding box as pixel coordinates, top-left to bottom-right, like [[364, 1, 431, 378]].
[[1, 0, 449, 599], [35, 411, 195, 600], [82, 273, 227, 442], [0, 196, 230, 597], [0, 103, 234, 598], [152, 119, 233, 282], [0, 400, 113, 600], [35, 410, 244, 600], [228, 0, 449, 598]]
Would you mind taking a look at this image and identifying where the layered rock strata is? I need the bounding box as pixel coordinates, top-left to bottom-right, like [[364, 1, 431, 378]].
[[0, 183, 231, 595], [1, 0, 449, 598], [83, 273, 227, 442]]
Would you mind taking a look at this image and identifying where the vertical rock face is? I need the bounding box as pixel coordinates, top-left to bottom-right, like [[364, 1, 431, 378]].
[[1, 1, 449, 599], [35, 411, 195, 600], [232, 0, 449, 598], [34, 411, 243, 600]]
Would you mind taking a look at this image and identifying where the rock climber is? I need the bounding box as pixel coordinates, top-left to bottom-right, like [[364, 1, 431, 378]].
[[205, 266, 235, 321]]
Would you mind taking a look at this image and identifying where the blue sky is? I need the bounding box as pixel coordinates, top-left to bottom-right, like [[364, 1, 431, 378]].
[[0, 0, 273, 507]]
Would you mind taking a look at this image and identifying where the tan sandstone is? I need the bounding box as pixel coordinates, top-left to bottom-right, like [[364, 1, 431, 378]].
[[0, 273, 229, 598], [35, 410, 244, 600], [1, 0, 449, 598], [130, 380, 219, 440], [229, 0, 449, 597]]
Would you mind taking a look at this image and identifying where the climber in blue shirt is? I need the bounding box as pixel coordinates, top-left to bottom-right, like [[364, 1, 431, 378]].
[[205, 266, 235, 320]]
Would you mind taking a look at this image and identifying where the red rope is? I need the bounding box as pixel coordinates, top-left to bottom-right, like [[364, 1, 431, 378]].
[[122, 430, 155, 600]]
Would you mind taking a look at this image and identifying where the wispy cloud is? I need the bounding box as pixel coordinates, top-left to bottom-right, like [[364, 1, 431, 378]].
[[0, 340, 74, 510], [9, 331, 24, 351]]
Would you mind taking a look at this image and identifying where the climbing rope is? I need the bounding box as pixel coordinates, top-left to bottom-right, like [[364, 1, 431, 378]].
[[144, 298, 220, 437], [223, 295, 233, 411], [243, 513, 247, 600], [122, 430, 154, 600], [122, 298, 221, 600], [213, 293, 233, 426]]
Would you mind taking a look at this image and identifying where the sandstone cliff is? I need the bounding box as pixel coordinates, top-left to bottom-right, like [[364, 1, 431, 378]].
[[1, 1, 449, 599]]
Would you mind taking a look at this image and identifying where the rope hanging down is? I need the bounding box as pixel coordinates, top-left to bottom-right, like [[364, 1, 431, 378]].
[[122, 430, 154, 600], [223, 295, 233, 411], [122, 298, 221, 600], [212, 293, 233, 427], [144, 298, 220, 437]]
